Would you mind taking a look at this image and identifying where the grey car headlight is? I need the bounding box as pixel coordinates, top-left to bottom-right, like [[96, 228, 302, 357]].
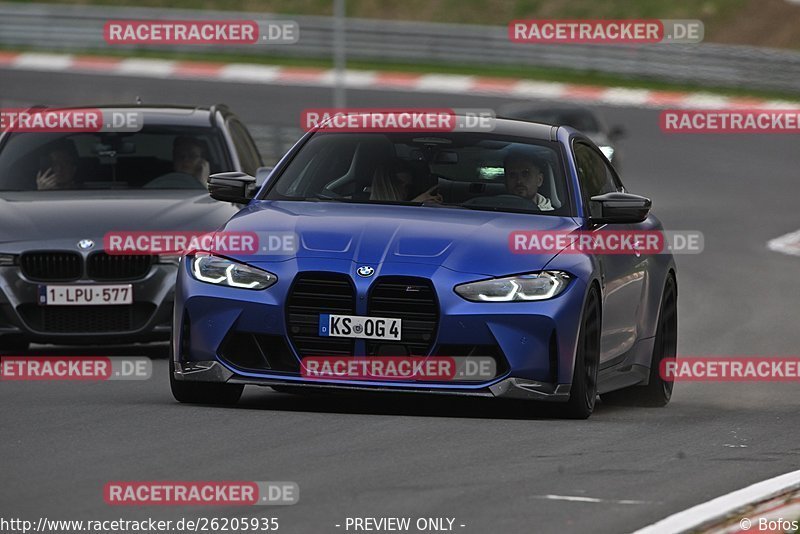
[[455, 271, 572, 302], [190, 254, 276, 290], [157, 254, 182, 266]]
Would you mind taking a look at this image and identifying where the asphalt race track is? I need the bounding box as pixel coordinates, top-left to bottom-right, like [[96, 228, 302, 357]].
[[2, 69, 800, 534]]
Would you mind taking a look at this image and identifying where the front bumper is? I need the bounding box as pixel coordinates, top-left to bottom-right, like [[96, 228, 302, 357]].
[[175, 258, 590, 394], [175, 360, 572, 401], [0, 262, 177, 344]]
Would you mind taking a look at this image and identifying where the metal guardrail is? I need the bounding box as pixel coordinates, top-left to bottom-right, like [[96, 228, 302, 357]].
[[2, 2, 800, 94]]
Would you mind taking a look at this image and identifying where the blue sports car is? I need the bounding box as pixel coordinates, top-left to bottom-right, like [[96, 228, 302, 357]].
[[170, 117, 677, 419]]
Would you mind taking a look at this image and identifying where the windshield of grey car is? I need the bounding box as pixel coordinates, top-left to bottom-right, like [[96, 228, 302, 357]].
[[0, 126, 230, 191]]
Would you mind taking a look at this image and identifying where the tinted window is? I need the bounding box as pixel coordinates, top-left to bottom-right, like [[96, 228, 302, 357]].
[[228, 120, 261, 175], [0, 126, 229, 191], [573, 141, 619, 199]]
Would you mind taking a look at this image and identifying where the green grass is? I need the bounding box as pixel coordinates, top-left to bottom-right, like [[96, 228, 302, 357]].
[[6, 0, 747, 24], [4, 43, 799, 102]]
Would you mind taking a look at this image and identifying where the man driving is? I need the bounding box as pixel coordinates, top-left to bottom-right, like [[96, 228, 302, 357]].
[[36, 140, 79, 190], [503, 149, 553, 211]]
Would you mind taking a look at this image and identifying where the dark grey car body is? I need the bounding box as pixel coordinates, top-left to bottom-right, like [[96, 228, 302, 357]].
[[0, 105, 263, 349]]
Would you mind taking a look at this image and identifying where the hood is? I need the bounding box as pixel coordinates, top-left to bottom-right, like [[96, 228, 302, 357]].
[[224, 200, 579, 277], [0, 190, 240, 252]]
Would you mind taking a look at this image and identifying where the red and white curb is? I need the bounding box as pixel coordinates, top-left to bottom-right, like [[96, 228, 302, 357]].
[[2, 51, 799, 110], [708, 489, 800, 534], [632, 469, 800, 534]]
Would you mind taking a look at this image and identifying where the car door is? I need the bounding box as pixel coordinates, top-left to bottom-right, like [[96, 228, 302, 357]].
[[573, 140, 646, 365]]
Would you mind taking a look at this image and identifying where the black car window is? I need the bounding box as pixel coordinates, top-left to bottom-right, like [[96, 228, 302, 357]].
[[573, 141, 620, 200], [228, 119, 262, 176], [0, 126, 229, 191]]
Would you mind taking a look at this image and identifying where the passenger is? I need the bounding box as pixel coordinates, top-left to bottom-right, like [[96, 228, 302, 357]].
[[146, 136, 209, 189], [370, 161, 442, 203], [503, 150, 553, 211], [35, 140, 79, 190]]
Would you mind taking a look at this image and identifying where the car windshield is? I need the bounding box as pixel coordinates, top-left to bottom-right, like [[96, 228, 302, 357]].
[[0, 125, 229, 191], [265, 132, 571, 215]]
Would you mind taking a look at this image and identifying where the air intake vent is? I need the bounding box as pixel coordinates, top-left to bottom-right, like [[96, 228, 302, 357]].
[[17, 303, 155, 333], [367, 277, 438, 356], [286, 273, 356, 357], [20, 252, 82, 281], [87, 252, 153, 280]]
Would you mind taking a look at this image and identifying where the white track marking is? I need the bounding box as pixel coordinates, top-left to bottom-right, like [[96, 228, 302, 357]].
[[535, 494, 653, 505], [768, 229, 800, 257], [631, 469, 800, 534]]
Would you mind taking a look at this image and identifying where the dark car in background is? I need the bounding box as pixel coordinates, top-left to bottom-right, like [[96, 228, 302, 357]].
[[0, 104, 267, 352], [498, 102, 626, 170]]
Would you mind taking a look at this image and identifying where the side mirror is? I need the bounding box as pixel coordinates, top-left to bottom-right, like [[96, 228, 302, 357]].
[[589, 192, 651, 224], [208, 171, 255, 204], [608, 125, 626, 140]]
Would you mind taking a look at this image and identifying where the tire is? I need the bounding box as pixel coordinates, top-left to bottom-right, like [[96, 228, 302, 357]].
[[169, 357, 244, 405], [0, 335, 30, 354], [560, 287, 601, 419], [602, 275, 677, 407]]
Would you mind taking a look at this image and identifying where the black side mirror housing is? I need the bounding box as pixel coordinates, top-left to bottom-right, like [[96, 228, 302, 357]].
[[208, 171, 255, 204], [589, 192, 651, 224]]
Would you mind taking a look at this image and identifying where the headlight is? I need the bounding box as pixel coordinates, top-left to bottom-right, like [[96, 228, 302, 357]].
[[157, 254, 182, 266], [0, 254, 18, 266], [599, 145, 615, 160], [190, 254, 276, 290], [455, 271, 572, 302]]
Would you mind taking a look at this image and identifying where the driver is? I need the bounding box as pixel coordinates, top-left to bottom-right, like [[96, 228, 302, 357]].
[[503, 149, 553, 211], [36, 140, 79, 190]]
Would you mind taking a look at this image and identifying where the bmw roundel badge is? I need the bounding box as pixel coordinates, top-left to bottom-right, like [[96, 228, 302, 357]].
[[356, 265, 375, 278]]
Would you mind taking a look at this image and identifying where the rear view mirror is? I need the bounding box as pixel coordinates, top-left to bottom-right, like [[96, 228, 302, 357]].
[[208, 171, 255, 204], [589, 192, 651, 224]]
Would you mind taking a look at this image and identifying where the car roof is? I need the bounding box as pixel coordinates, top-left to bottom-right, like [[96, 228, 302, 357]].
[[309, 115, 559, 141], [21, 104, 228, 127], [489, 117, 559, 140]]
